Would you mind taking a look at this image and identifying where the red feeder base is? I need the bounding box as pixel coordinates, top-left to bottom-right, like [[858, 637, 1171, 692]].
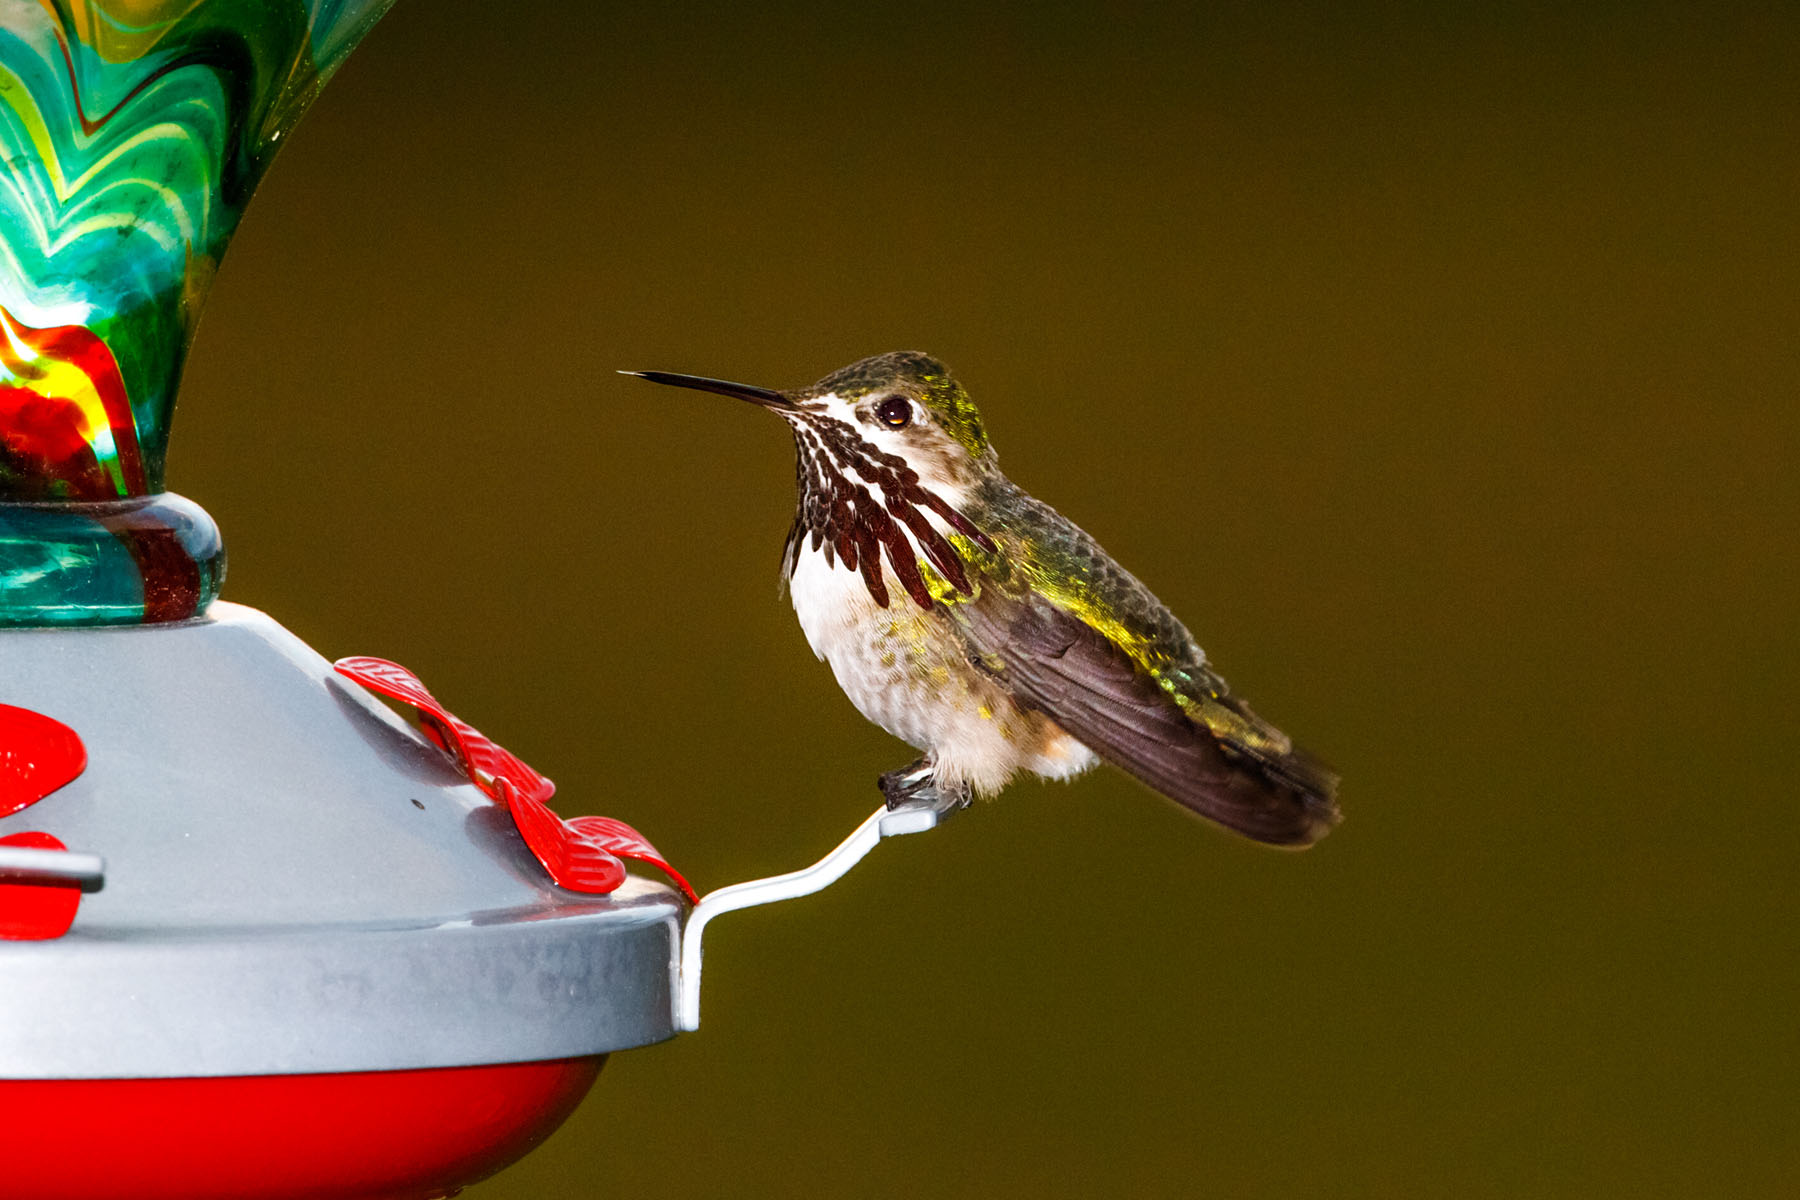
[[1, 1056, 605, 1199]]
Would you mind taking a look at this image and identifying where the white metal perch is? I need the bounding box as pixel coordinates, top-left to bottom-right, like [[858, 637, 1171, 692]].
[[675, 800, 943, 1032]]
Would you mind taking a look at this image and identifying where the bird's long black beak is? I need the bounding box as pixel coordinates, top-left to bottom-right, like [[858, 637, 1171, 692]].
[[620, 370, 795, 410]]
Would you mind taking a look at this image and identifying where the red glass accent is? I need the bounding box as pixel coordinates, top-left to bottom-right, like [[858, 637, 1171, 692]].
[[0, 703, 87, 817], [0, 304, 146, 500], [0, 388, 93, 464], [0, 831, 82, 940], [333, 657, 695, 901], [118, 519, 204, 622], [0, 1056, 604, 1200]]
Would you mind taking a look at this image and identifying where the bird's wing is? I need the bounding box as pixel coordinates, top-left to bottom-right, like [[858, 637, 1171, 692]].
[[946, 586, 1339, 846]]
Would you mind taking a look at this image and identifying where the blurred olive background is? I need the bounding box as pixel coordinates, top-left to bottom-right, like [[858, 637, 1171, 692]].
[[174, 1, 1796, 1196]]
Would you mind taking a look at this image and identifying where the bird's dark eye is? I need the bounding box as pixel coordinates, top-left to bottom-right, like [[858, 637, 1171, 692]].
[[875, 396, 912, 428]]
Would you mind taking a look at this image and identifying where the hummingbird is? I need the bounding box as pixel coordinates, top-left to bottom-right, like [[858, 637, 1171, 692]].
[[628, 352, 1339, 846]]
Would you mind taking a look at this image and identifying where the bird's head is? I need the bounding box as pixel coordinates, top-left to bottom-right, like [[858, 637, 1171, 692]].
[[628, 351, 999, 500]]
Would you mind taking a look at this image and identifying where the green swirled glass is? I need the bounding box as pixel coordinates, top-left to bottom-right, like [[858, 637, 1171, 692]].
[[0, 0, 393, 624]]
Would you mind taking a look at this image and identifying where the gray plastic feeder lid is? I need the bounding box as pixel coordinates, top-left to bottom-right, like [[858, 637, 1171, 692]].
[[0, 603, 683, 1079]]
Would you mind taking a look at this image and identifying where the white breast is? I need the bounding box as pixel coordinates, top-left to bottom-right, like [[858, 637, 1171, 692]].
[[786, 546, 1097, 795]]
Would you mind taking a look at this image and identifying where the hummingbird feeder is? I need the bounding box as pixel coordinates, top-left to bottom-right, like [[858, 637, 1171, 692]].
[[0, 5, 941, 1197]]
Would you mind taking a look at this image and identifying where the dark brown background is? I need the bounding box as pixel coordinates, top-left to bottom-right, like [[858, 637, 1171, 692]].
[[176, 2, 1796, 1196]]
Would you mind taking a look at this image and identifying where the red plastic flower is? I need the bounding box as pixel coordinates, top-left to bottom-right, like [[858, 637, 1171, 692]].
[[0, 831, 82, 940], [0, 704, 89, 940], [0, 703, 87, 818], [333, 657, 696, 903]]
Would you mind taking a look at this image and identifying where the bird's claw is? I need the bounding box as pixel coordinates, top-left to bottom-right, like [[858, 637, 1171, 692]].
[[878, 759, 971, 817]]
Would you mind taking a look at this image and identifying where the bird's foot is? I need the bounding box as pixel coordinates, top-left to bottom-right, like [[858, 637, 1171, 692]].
[[878, 758, 971, 817]]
